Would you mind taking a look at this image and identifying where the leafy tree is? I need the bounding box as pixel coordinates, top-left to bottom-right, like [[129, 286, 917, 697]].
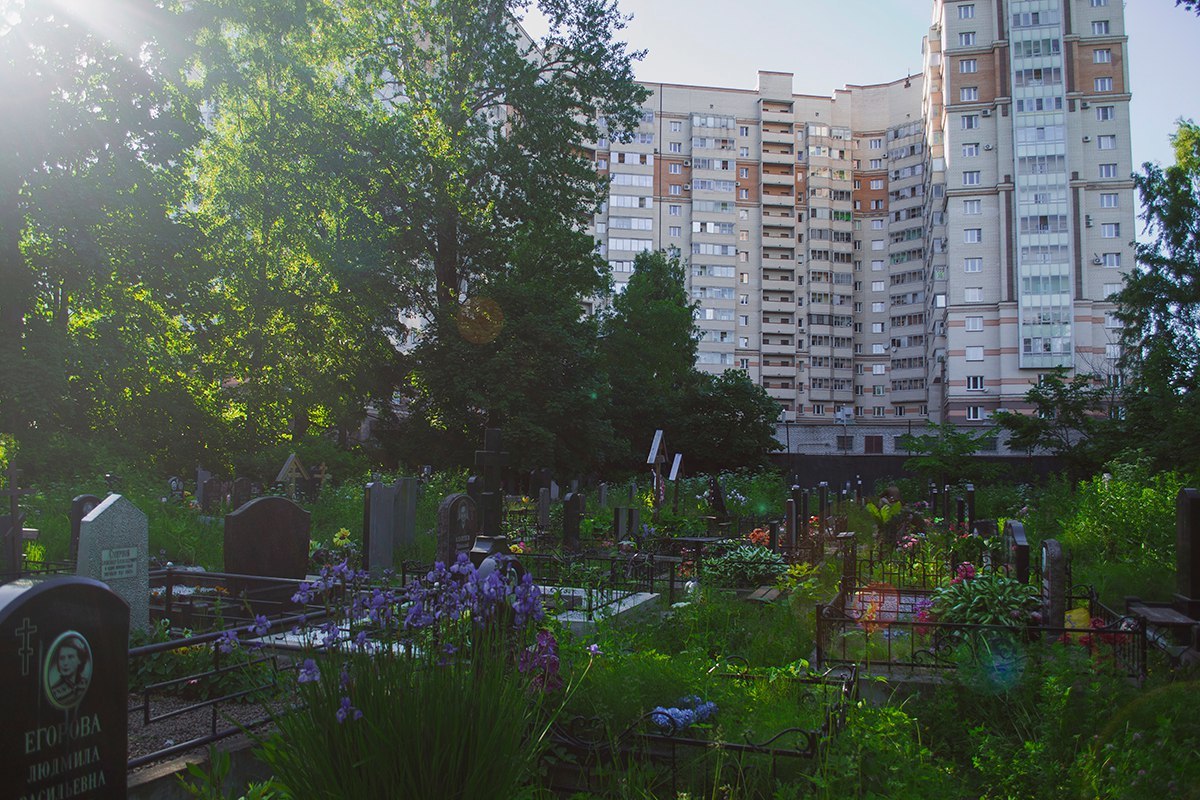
[[896, 421, 1000, 487], [602, 250, 699, 466], [1115, 119, 1200, 472], [188, 0, 401, 458], [393, 223, 617, 474], [1177, 1, 1200, 15], [0, 0, 206, 469], [675, 370, 782, 473], [991, 367, 1113, 477]]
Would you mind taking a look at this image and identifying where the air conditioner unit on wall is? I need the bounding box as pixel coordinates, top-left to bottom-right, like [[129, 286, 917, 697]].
[[1081, 101, 1091, 109], [683, 184, 691, 190], [981, 109, 992, 117], [683, 159, 691, 167], [983, 144, 993, 150]]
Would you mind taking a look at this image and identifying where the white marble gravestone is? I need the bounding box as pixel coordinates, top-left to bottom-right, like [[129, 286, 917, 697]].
[[76, 494, 149, 634]]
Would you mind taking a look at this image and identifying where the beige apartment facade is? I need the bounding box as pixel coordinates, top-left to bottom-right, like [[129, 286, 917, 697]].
[[587, 0, 1134, 456]]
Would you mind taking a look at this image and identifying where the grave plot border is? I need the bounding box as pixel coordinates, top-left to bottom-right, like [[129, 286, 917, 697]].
[[546, 665, 858, 796]]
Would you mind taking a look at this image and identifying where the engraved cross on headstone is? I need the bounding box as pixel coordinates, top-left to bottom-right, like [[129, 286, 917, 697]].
[[15, 617, 36, 676], [474, 428, 509, 537]]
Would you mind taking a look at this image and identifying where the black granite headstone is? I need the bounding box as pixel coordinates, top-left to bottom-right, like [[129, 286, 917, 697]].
[[1176, 488, 1200, 618], [223, 497, 311, 580], [69, 494, 103, 563], [562, 493, 583, 552], [437, 494, 478, 567], [1003, 519, 1030, 585], [231, 478, 253, 511], [0, 576, 128, 798]]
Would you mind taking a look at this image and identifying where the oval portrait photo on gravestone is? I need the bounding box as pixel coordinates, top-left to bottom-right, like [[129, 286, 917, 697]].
[[43, 630, 93, 711]]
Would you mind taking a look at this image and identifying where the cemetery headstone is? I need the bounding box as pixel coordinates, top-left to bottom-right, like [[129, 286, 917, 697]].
[[818, 482, 829, 536], [1041, 539, 1066, 629], [1, 464, 33, 579], [1176, 488, 1200, 618], [537, 487, 551, 531], [466, 475, 482, 509], [708, 476, 729, 522], [167, 476, 184, 502], [195, 466, 212, 508], [201, 477, 223, 515], [562, 492, 584, 552], [966, 483, 976, 530], [550, 480, 561, 502], [614, 506, 641, 542], [0, 576, 129, 798], [473, 428, 508, 539], [784, 498, 797, 551], [396, 477, 418, 548], [76, 494, 150, 634], [437, 493, 478, 567], [68, 495, 103, 564], [363, 481, 397, 576], [598, 483, 608, 508], [1003, 519, 1030, 585], [223, 496, 311, 581], [231, 477, 253, 510]]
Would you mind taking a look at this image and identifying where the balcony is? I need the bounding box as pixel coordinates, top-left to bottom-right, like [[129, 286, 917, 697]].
[[762, 340, 796, 355], [762, 148, 795, 165], [762, 126, 793, 144], [761, 321, 793, 335], [762, 299, 794, 314]]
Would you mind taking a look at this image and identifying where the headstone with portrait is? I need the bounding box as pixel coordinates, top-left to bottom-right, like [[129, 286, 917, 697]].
[[0, 576, 129, 798], [437, 493, 478, 567]]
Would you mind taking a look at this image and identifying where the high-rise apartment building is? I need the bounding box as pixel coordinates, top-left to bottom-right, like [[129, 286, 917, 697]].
[[588, 0, 1134, 455]]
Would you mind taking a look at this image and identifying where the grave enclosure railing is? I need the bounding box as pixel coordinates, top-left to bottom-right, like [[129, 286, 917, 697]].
[[545, 665, 859, 797]]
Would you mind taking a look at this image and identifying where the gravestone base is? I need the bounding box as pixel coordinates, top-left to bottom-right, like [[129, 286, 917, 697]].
[[549, 587, 661, 637]]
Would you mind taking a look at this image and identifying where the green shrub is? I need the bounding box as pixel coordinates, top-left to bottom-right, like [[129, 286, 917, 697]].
[[931, 572, 1039, 627], [702, 543, 787, 589], [1061, 459, 1186, 570]]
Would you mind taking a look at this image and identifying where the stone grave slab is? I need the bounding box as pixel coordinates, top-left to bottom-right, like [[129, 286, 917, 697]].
[[76, 494, 149, 634], [0, 576, 129, 798]]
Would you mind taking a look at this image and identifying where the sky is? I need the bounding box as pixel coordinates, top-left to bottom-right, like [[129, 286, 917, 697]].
[[530, 0, 1200, 172]]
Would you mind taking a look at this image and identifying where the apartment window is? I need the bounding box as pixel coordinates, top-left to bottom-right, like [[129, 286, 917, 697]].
[[1096, 105, 1115, 121], [872, 280, 885, 291], [873, 406, 887, 418], [812, 404, 825, 416], [669, 163, 682, 175], [1101, 223, 1120, 238], [869, 138, 883, 149], [870, 364, 885, 376], [871, 260, 884, 271], [965, 287, 984, 302], [960, 58, 978, 73], [864, 435, 884, 453], [1100, 192, 1119, 208], [670, 185, 682, 195], [966, 375, 985, 391], [1101, 252, 1121, 268], [964, 228, 982, 243], [960, 86, 979, 102], [669, 204, 681, 216], [670, 120, 682, 132], [739, 146, 750, 157], [1091, 0, 1108, 5], [869, 158, 883, 169], [1097, 135, 1117, 151], [737, 166, 749, 179], [966, 406, 984, 421], [1094, 48, 1112, 64], [739, 125, 750, 137], [739, 294, 749, 305], [959, 32, 977, 47], [962, 115, 980, 130], [1095, 76, 1113, 92], [738, 251, 748, 262], [872, 343, 886, 354], [668, 141, 682, 153], [1103, 282, 1121, 297], [669, 226, 681, 237], [1099, 163, 1118, 178], [965, 315, 984, 332], [739, 272, 749, 284], [966, 346, 984, 361], [962, 143, 980, 158], [1092, 20, 1110, 35], [871, 323, 885, 334], [963, 199, 982, 215], [871, 301, 885, 313], [963, 170, 981, 186], [738, 230, 748, 241], [958, 3, 975, 19], [871, 219, 884, 230], [738, 188, 749, 199], [1106, 343, 1121, 360]]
